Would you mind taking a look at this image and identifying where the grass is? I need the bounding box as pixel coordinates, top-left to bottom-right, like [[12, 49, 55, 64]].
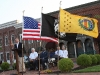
[[73, 65, 100, 73]]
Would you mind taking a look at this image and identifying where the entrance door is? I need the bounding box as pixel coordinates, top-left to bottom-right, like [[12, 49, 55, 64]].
[[67, 42, 75, 58]]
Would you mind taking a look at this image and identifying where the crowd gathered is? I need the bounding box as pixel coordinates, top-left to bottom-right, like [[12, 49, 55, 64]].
[[28, 44, 68, 71], [10, 37, 68, 73]]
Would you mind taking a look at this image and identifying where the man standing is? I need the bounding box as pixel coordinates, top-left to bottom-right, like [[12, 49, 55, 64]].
[[11, 38, 26, 73]]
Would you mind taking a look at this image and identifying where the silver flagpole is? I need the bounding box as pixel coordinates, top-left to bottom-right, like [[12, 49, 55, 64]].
[[38, 7, 43, 75], [22, 10, 25, 75], [57, 1, 62, 75]]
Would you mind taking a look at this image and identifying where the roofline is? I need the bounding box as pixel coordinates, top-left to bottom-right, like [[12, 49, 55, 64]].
[[48, 0, 100, 15]]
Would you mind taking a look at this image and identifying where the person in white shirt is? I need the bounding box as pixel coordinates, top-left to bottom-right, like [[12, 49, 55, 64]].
[[62, 45, 68, 58], [55, 45, 63, 58], [54, 45, 63, 66], [28, 48, 38, 70]]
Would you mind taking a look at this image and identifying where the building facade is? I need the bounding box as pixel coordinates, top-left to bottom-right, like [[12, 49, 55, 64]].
[[0, 20, 46, 64], [49, 0, 100, 58], [0, 1, 100, 64]]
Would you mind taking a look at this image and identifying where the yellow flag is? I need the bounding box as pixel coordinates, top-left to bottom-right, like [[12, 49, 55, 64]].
[[60, 8, 98, 38]]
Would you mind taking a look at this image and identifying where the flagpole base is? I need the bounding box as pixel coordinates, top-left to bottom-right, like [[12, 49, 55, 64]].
[[39, 71, 40, 75]]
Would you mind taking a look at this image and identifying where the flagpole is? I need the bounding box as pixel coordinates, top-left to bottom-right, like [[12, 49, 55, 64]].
[[57, 1, 62, 75], [38, 6, 43, 75], [22, 10, 25, 75]]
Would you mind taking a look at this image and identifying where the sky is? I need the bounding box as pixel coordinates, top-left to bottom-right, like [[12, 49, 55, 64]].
[[0, 0, 98, 24]]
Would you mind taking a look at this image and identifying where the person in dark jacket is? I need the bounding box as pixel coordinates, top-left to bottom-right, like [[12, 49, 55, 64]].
[[40, 48, 48, 70], [11, 37, 26, 73]]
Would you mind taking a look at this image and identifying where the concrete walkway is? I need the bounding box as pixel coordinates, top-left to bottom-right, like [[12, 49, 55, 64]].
[[0, 70, 100, 75], [0, 63, 100, 75]]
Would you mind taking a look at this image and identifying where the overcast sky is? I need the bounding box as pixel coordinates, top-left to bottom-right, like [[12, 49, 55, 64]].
[[0, 0, 97, 24]]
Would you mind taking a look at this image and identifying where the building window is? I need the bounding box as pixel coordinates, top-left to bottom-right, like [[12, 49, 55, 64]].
[[28, 40, 33, 44], [5, 36, 8, 46], [19, 34, 22, 42], [37, 40, 39, 42], [0, 53, 3, 60], [6, 52, 10, 60], [32, 40, 33, 43], [0, 38, 2, 47], [11, 34, 15, 44]]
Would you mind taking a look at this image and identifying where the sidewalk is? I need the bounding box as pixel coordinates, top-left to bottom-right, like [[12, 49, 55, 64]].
[[0, 70, 100, 75], [0, 63, 100, 75]]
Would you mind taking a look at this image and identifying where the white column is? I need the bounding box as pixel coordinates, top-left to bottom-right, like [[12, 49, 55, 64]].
[[83, 42, 86, 54], [73, 42, 77, 58], [92, 42, 96, 54]]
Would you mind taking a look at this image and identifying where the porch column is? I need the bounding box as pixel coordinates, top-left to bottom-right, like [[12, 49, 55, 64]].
[[92, 42, 96, 54], [83, 42, 86, 54], [73, 42, 77, 58]]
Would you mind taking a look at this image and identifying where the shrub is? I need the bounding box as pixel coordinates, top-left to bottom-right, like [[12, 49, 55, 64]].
[[94, 54, 100, 64], [12, 63, 16, 69], [77, 54, 92, 67], [58, 58, 74, 72], [1, 62, 10, 71], [89, 55, 97, 65]]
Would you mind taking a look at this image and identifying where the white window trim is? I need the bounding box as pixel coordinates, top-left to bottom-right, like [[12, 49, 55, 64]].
[[28, 40, 33, 44], [32, 40, 33, 43], [19, 34, 22, 42], [11, 34, 15, 44], [0, 37, 2, 47], [6, 52, 10, 60], [0, 52, 3, 61], [5, 35, 8, 46], [28, 40, 31, 44]]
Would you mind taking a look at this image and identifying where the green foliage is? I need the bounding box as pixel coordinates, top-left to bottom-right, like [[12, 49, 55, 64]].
[[1, 62, 10, 70], [73, 65, 100, 73], [12, 63, 16, 69], [77, 54, 92, 67], [58, 58, 74, 72], [94, 54, 100, 64], [89, 55, 97, 65]]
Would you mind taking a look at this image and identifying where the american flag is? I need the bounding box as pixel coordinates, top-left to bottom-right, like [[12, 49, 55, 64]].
[[22, 16, 58, 42]]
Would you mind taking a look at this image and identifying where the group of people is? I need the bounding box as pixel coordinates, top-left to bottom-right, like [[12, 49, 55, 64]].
[[28, 44, 68, 71], [11, 37, 68, 74], [28, 47, 48, 70]]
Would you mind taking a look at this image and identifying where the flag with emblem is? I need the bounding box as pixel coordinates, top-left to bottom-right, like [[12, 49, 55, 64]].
[[41, 13, 77, 42], [60, 8, 98, 38], [22, 16, 58, 43]]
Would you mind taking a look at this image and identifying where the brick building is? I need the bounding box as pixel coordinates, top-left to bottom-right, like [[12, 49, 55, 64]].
[[0, 1, 100, 64], [0, 20, 46, 63], [49, 0, 100, 58]]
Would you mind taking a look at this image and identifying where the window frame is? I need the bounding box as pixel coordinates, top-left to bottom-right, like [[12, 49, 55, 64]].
[[19, 34, 22, 42], [6, 52, 10, 60], [11, 34, 15, 44], [0, 37, 2, 47], [0, 52, 3, 61], [5, 35, 8, 46]]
